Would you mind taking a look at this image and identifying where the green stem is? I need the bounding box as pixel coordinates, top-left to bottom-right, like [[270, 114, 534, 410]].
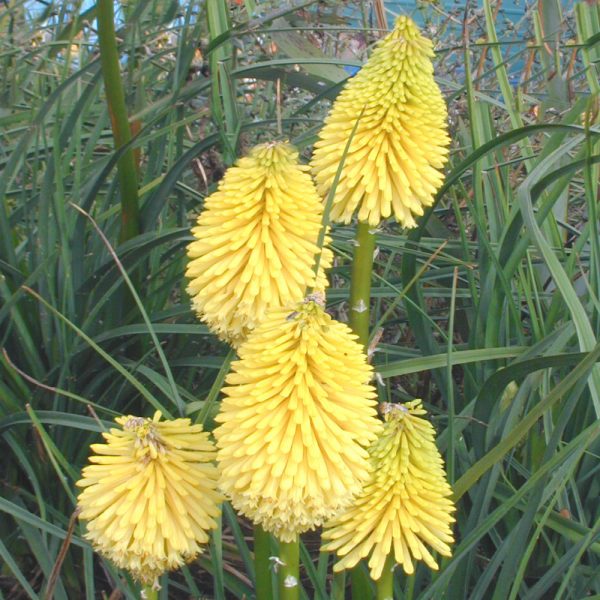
[[351, 566, 373, 600], [142, 586, 158, 600], [254, 524, 273, 600], [278, 537, 300, 600], [376, 555, 396, 600], [348, 222, 377, 600], [405, 572, 416, 600], [349, 222, 376, 347], [97, 0, 140, 243], [331, 570, 346, 600]]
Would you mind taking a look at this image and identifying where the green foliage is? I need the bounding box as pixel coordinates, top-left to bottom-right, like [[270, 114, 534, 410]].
[[1, 0, 600, 598]]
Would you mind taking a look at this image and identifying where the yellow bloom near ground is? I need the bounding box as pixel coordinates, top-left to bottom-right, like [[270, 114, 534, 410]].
[[76, 412, 222, 585], [186, 141, 331, 346], [214, 298, 382, 542], [311, 16, 449, 227], [322, 400, 455, 579]]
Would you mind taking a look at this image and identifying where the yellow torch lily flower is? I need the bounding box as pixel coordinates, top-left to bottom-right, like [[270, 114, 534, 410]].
[[77, 412, 223, 586], [186, 141, 331, 346], [214, 296, 382, 542], [311, 16, 449, 227], [322, 400, 455, 579]]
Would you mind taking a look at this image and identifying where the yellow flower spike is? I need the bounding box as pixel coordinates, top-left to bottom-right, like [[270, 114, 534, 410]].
[[214, 297, 382, 542], [321, 400, 455, 579], [186, 141, 332, 347], [311, 16, 449, 227], [77, 412, 223, 586]]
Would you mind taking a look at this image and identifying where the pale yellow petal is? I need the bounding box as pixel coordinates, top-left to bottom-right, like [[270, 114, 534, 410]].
[[186, 141, 332, 346], [214, 300, 382, 542], [77, 413, 223, 584], [311, 16, 449, 227], [322, 400, 455, 579]]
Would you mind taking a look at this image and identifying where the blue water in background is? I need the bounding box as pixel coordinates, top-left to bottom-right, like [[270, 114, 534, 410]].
[[344, 1, 576, 86], [24, 0, 573, 86], [340, 0, 562, 80], [383, 0, 534, 22], [23, 0, 544, 31]]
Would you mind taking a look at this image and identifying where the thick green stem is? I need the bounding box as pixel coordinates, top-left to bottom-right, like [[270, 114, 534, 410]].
[[142, 586, 158, 600], [376, 555, 396, 600], [254, 524, 273, 600], [349, 222, 376, 347], [351, 567, 373, 600], [405, 573, 416, 600], [278, 537, 300, 600], [349, 221, 377, 600], [97, 0, 140, 243], [331, 570, 346, 599]]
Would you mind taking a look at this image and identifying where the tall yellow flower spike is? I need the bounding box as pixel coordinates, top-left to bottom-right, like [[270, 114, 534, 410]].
[[77, 412, 223, 586], [186, 142, 331, 346], [311, 16, 449, 227], [321, 400, 455, 579], [214, 297, 382, 542]]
